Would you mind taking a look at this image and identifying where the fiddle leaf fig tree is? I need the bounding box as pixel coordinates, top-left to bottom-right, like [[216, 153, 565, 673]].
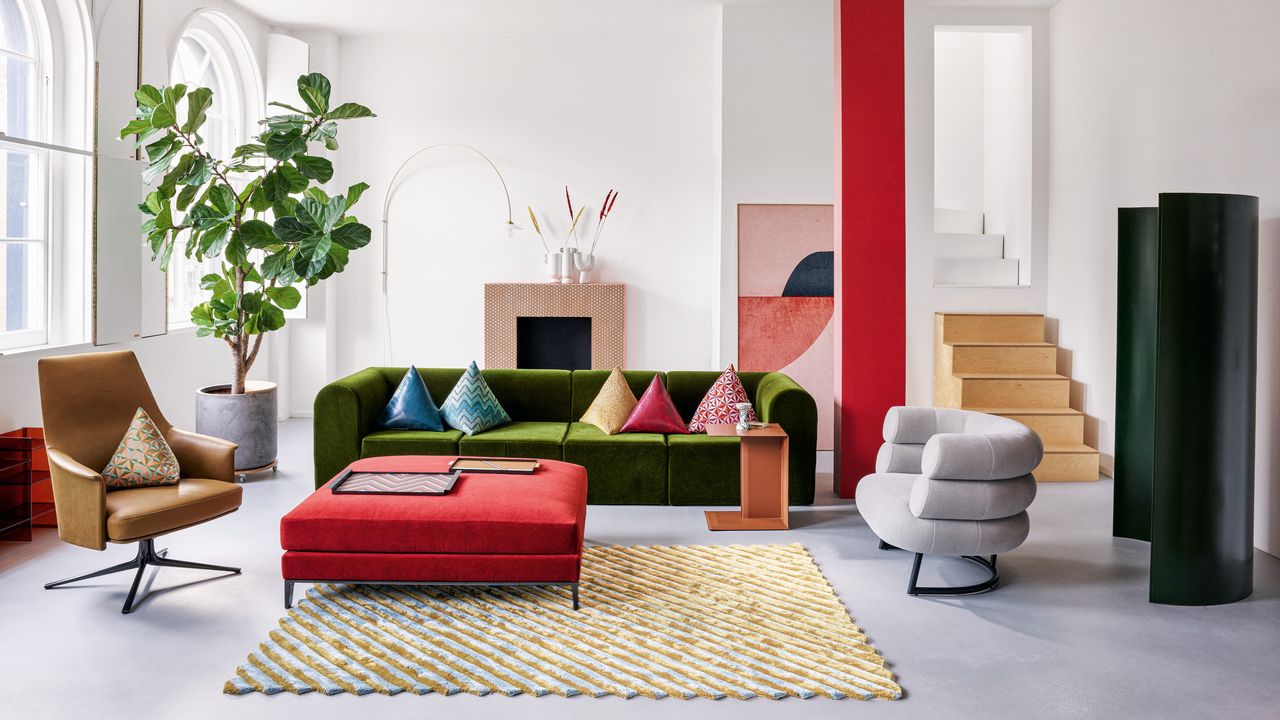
[[120, 73, 375, 394]]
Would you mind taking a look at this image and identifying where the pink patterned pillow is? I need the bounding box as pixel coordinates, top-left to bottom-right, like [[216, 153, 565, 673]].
[[688, 365, 757, 433]]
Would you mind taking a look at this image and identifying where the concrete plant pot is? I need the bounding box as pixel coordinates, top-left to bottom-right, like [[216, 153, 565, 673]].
[[196, 381, 278, 473]]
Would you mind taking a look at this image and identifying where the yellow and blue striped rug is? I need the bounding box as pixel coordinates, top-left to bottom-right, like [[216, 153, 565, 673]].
[[225, 543, 902, 700]]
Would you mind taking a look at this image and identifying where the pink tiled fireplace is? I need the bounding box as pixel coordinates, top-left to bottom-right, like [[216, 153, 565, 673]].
[[483, 283, 626, 370]]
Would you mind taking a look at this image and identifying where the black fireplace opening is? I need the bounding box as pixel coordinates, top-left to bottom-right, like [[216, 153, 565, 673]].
[[516, 316, 592, 370]]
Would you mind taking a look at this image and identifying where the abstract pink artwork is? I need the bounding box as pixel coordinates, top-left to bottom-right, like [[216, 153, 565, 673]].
[[738, 204, 834, 450]]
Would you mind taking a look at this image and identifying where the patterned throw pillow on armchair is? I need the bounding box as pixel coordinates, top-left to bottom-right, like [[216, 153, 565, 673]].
[[102, 408, 181, 489]]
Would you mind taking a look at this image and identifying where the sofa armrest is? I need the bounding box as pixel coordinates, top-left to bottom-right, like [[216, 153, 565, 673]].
[[167, 427, 237, 482], [755, 372, 818, 505], [922, 431, 1043, 480], [46, 448, 108, 551], [875, 442, 925, 474], [313, 368, 390, 488]]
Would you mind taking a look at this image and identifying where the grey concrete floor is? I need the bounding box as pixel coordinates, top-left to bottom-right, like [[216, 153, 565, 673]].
[[2, 418, 1278, 720]]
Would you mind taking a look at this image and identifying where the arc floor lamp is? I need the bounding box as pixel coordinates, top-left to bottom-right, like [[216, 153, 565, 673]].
[[379, 143, 518, 361]]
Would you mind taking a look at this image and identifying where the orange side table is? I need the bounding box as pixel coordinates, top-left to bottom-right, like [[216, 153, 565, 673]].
[[704, 423, 789, 531]]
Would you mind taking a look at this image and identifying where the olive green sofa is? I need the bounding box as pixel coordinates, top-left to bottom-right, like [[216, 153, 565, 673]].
[[313, 368, 817, 506]]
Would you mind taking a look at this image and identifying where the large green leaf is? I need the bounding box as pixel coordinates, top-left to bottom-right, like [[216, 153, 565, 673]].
[[330, 221, 371, 250], [232, 143, 266, 159], [199, 222, 232, 258], [260, 250, 291, 280], [293, 155, 333, 183], [296, 233, 332, 277], [175, 184, 199, 212], [188, 204, 228, 231], [240, 292, 263, 314], [224, 236, 249, 267], [264, 129, 307, 161], [266, 286, 302, 310], [177, 156, 211, 187], [272, 216, 314, 243], [326, 102, 375, 120], [278, 163, 309, 192], [135, 85, 164, 109], [257, 303, 287, 332], [297, 73, 332, 114], [237, 219, 277, 249], [268, 100, 312, 115], [183, 87, 213, 134], [296, 198, 328, 232], [264, 114, 310, 133], [119, 118, 153, 140], [208, 184, 236, 217], [343, 182, 370, 212], [144, 135, 179, 164]]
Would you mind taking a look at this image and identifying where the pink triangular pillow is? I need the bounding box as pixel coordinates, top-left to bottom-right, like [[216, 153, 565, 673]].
[[688, 364, 756, 433], [620, 376, 688, 434]]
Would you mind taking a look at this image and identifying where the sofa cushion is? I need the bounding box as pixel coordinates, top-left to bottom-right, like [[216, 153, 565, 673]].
[[855, 472, 1031, 556], [562, 422, 667, 504], [478, 368, 572, 422], [667, 370, 769, 424], [105, 478, 242, 541], [667, 433, 741, 506], [362, 429, 464, 458], [377, 365, 444, 431], [686, 365, 757, 433], [458, 421, 568, 460], [908, 473, 1037, 521], [571, 370, 664, 419], [441, 361, 512, 435], [620, 376, 688, 434], [282, 456, 586, 555], [579, 368, 638, 435], [102, 408, 180, 489]]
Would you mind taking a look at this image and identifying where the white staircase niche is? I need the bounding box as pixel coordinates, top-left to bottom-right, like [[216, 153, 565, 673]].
[[932, 208, 1021, 288]]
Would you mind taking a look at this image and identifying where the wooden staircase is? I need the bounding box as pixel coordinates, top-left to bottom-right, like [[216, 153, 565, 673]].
[[934, 313, 1100, 481]]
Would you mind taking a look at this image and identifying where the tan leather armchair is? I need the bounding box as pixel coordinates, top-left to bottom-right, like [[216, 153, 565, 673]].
[[38, 351, 244, 613]]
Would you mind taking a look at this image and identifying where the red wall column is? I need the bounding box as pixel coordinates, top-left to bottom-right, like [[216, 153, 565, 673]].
[[833, 0, 906, 498]]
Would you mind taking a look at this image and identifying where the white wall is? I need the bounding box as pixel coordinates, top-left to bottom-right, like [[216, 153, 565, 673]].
[[1048, 0, 1280, 556], [933, 31, 984, 215], [904, 5, 1050, 405], [982, 30, 1032, 284], [0, 0, 273, 432], [716, 1, 835, 367], [329, 3, 722, 376]]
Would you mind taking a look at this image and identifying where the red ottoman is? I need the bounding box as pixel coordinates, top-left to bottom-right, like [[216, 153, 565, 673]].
[[280, 456, 587, 609]]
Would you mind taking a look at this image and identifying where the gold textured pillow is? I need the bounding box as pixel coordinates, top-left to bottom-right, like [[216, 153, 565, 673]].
[[102, 408, 181, 489], [580, 368, 638, 435]]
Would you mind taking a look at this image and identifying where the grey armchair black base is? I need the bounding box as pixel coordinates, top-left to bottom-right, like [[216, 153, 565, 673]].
[[44, 538, 241, 614], [877, 539, 1000, 596], [858, 407, 1043, 597]]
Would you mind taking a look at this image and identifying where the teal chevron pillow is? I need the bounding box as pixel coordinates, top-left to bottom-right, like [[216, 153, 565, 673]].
[[441, 361, 512, 435]]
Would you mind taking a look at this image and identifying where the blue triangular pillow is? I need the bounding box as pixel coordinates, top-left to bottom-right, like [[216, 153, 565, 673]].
[[377, 365, 444, 431], [441, 361, 511, 436]]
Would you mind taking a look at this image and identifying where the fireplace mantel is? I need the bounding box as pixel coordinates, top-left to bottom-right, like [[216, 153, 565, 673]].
[[484, 283, 626, 369]]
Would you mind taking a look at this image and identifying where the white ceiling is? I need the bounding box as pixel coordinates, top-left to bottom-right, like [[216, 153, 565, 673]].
[[228, 0, 835, 35]]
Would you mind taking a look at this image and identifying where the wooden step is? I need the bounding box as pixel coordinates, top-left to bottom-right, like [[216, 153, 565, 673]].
[[1035, 444, 1100, 482], [968, 407, 1084, 444], [936, 312, 1045, 343], [955, 373, 1069, 409], [947, 342, 1057, 374]]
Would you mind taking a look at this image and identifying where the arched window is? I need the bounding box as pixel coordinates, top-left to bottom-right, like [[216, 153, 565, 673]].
[[0, 0, 90, 351], [167, 11, 261, 328]]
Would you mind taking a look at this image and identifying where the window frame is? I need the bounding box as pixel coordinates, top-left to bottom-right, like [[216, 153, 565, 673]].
[[0, 0, 93, 355], [165, 11, 262, 331], [0, 0, 53, 351]]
